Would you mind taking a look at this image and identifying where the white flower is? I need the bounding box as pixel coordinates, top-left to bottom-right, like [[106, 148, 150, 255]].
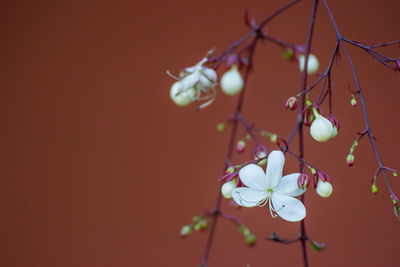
[[232, 151, 306, 222], [316, 180, 333, 198], [221, 179, 237, 199], [220, 64, 244, 95], [168, 57, 217, 108], [298, 54, 319, 75], [310, 110, 337, 142]]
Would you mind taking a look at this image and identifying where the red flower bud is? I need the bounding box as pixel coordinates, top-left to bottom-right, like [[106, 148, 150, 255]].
[[346, 154, 355, 167], [285, 97, 298, 110], [297, 173, 311, 189]]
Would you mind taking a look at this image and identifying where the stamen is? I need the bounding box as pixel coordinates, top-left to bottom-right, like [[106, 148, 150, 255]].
[[166, 70, 180, 80]]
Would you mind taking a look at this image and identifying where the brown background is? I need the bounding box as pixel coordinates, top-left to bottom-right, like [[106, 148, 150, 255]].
[[1, 0, 400, 266]]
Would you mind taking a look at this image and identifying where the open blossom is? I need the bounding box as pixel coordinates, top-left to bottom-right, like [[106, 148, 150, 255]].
[[232, 151, 306, 222], [169, 57, 217, 108]]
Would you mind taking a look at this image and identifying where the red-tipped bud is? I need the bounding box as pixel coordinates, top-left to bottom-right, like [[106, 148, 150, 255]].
[[285, 97, 298, 110], [236, 140, 246, 153], [297, 173, 311, 189], [313, 170, 332, 188], [346, 154, 355, 167], [303, 109, 315, 126]]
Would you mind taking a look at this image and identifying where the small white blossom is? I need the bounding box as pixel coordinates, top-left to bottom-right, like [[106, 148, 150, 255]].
[[298, 54, 319, 75], [232, 150, 306, 222], [168, 57, 217, 109], [316, 180, 333, 198], [220, 64, 244, 96]]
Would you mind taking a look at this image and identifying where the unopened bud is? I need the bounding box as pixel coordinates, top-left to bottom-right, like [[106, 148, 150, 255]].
[[298, 54, 319, 75], [351, 97, 357, 107], [283, 48, 294, 61], [245, 233, 256, 246], [194, 218, 209, 231], [316, 180, 333, 198], [225, 166, 235, 174], [220, 64, 244, 96], [170, 82, 195, 106], [285, 97, 298, 110], [180, 225, 192, 237], [236, 140, 246, 153], [298, 173, 310, 189], [255, 151, 267, 166], [393, 172, 398, 177], [346, 154, 355, 167], [217, 122, 227, 132], [221, 179, 237, 199], [270, 134, 278, 144], [372, 184, 378, 194], [310, 115, 335, 142]]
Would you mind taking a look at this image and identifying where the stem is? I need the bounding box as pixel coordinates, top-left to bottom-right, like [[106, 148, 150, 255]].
[[298, 0, 319, 266], [200, 2, 304, 265], [322, 0, 399, 213], [200, 37, 258, 267]]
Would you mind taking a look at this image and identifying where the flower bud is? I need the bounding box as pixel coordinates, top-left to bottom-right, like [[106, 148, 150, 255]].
[[255, 151, 267, 166], [217, 122, 227, 132], [283, 48, 294, 61], [170, 82, 195, 106], [285, 97, 298, 110], [393, 172, 398, 177], [298, 54, 319, 75], [351, 97, 357, 107], [180, 225, 192, 237], [372, 184, 378, 194], [346, 154, 355, 167], [310, 114, 335, 142], [221, 179, 237, 199], [298, 173, 311, 189], [220, 65, 244, 96], [245, 233, 256, 246], [194, 218, 209, 231], [316, 180, 333, 198], [236, 140, 246, 153], [270, 134, 278, 144]]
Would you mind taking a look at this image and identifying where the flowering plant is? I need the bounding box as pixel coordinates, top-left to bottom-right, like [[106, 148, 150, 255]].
[[169, 0, 400, 266]]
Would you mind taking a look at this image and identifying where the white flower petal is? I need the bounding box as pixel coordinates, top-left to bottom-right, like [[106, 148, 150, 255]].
[[274, 173, 306, 197], [239, 164, 267, 190], [232, 187, 267, 207], [180, 73, 199, 90], [265, 151, 285, 189], [271, 193, 306, 222]]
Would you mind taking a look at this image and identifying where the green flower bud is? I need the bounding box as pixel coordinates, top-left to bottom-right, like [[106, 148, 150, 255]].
[[217, 122, 227, 132], [245, 233, 256, 246], [180, 225, 192, 237]]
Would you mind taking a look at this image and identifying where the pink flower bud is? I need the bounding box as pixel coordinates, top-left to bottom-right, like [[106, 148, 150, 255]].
[[236, 140, 246, 153], [346, 154, 355, 167], [297, 173, 311, 189], [285, 97, 298, 110]]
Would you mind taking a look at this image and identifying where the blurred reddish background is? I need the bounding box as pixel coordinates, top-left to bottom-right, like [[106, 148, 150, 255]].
[[1, 0, 399, 266]]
